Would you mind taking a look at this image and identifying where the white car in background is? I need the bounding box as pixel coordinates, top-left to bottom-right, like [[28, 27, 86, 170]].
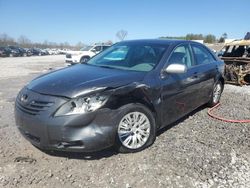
[[65, 44, 111, 65]]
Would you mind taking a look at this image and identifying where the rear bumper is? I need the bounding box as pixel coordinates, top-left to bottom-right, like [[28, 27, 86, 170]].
[[14, 89, 120, 152]]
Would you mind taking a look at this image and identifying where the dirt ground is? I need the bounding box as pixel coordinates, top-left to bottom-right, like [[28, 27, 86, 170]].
[[0, 55, 249, 188]]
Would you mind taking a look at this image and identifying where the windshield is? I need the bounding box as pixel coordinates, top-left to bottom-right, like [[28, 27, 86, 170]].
[[80, 46, 93, 51], [86, 43, 168, 72]]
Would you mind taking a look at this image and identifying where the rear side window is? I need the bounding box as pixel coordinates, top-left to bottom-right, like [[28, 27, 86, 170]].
[[102, 46, 110, 50], [93, 46, 102, 51], [192, 45, 215, 65]]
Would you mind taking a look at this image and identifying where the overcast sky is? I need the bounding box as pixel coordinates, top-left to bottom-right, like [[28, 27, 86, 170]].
[[0, 0, 249, 44]]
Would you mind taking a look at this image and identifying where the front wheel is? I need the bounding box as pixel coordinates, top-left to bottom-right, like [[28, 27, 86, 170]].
[[80, 56, 90, 63], [115, 104, 156, 153], [208, 81, 223, 107]]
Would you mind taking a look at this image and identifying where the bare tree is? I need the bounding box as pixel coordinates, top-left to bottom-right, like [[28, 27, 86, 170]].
[[0, 33, 16, 46], [116, 30, 128, 41], [222, 33, 228, 39], [18, 35, 32, 48], [106, 40, 113, 45], [75, 41, 85, 50]]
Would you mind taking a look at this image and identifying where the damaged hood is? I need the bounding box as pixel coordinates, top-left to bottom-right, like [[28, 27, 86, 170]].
[[27, 64, 146, 98]]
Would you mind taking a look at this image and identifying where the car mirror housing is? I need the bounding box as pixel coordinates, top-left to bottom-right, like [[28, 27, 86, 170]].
[[164, 64, 187, 74]]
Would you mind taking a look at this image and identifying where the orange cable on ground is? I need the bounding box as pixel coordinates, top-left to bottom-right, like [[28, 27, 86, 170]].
[[208, 103, 250, 123]]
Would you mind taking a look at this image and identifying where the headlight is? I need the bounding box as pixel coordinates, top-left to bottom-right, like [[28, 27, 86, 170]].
[[54, 94, 109, 117]]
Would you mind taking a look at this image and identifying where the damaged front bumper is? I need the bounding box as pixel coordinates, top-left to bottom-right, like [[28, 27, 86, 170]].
[[14, 88, 120, 152]]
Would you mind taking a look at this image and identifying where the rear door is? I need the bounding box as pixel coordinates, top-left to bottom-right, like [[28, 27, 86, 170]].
[[190, 43, 218, 105]]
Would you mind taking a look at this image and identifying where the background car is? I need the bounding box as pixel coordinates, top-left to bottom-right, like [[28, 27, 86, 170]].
[[29, 48, 47, 56], [217, 40, 250, 85], [8, 46, 24, 56], [0, 47, 19, 57], [65, 44, 111, 65], [23, 48, 33, 56], [0, 47, 10, 57]]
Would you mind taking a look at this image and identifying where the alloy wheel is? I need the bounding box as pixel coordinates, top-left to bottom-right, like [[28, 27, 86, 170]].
[[118, 112, 151, 149], [213, 83, 222, 103]]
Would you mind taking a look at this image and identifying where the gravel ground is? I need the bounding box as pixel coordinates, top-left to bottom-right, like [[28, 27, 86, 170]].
[[0, 56, 249, 188]]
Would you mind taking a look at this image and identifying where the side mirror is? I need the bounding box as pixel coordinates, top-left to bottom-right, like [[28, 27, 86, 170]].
[[91, 49, 96, 53], [164, 64, 187, 74]]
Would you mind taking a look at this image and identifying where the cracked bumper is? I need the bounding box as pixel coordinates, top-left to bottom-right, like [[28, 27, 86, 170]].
[[14, 90, 120, 152]]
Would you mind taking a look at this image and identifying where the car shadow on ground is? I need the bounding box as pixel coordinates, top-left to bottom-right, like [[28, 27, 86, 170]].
[[43, 147, 118, 160], [157, 104, 207, 136], [43, 104, 208, 160]]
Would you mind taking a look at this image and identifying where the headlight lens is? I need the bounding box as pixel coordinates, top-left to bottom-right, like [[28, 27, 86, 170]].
[[54, 94, 109, 116]]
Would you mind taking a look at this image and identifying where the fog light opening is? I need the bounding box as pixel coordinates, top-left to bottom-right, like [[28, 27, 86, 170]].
[[57, 141, 84, 148]]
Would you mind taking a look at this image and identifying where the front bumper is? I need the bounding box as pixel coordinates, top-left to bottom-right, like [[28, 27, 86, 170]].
[[65, 55, 81, 64], [15, 88, 120, 152]]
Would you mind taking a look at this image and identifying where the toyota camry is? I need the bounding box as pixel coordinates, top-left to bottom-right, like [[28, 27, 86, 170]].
[[15, 39, 224, 153]]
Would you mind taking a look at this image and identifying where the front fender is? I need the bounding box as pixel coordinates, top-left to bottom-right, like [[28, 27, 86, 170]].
[[105, 82, 162, 128]]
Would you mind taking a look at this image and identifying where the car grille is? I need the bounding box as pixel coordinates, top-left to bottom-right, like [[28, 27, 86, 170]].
[[66, 54, 72, 58], [16, 98, 54, 116]]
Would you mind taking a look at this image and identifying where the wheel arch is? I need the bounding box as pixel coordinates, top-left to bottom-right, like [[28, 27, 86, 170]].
[[218, 75, 225, 91], [106, 86, 160, 129], [80, 55, 90, 60]]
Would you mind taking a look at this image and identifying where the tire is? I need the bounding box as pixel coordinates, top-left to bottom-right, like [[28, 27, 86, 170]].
[[80, 56, 90, 63], [208, 81, 223, 107], [115, 104, 156, 153]]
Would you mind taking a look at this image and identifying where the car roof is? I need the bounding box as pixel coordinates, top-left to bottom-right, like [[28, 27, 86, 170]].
[[118, 39, 196, 46], [224, 40, 250, 46]]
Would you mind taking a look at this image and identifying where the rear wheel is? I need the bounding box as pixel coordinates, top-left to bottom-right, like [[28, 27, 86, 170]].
[[80, 56, 90, 63], [208, 81, 223, 107], [115, 104, 156, 153]]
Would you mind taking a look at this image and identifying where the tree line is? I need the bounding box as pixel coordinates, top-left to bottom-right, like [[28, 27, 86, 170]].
[[0, 33, 109, 50], [3, 31, 246, 50], [160, 33, 228, 43]]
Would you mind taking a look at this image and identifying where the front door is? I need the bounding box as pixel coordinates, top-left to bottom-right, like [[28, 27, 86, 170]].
[[160, 44, 201, 126]]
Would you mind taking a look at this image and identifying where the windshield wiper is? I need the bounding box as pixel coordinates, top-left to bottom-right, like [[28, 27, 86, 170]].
[[99, 65, 116, 69]]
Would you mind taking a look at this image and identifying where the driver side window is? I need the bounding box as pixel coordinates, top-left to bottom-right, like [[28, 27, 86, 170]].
[[168, 45, 193, 68]]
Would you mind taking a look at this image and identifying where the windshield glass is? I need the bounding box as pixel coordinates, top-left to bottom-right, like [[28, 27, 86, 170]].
[[86, 43, 168, 72], [80, 46, 93, 51]]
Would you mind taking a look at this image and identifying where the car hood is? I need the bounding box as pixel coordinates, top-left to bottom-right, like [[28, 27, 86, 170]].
[[27, 64, 146, 98]]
